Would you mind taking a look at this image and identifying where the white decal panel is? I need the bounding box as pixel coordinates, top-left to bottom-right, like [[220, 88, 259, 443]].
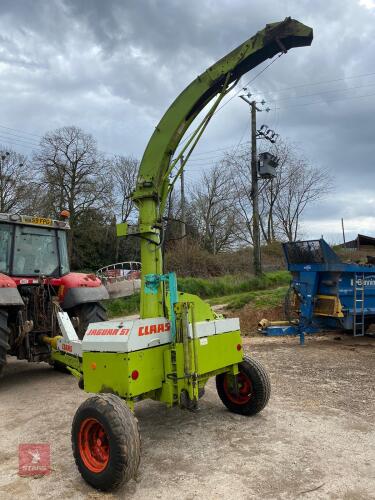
[[58, 316, 241, 355], [82, 318, 172, 353]]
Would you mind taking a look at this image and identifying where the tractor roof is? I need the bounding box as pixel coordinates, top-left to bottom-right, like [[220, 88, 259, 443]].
[[0, 213, 70, 230]]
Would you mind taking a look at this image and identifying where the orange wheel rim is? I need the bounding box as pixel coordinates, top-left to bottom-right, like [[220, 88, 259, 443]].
[[78, 418, 110, 473], [223, 372, 253, 405]]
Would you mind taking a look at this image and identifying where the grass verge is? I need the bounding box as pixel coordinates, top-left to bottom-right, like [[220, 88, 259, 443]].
[[210, 286, 288, 310], [178, 271, 290, 298], [104, 271, 290, 318]]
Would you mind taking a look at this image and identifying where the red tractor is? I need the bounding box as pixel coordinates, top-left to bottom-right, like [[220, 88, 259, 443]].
[[0, 212, 109, 376]]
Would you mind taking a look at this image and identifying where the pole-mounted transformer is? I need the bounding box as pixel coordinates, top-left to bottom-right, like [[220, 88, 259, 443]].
[[258, 151, 279, 179]]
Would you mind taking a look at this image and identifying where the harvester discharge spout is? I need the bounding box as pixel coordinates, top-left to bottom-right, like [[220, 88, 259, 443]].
[[129, 17, 313, 318]]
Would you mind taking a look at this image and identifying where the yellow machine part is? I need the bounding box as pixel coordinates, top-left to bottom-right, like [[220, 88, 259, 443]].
[[258, 319, 292, 328], [313, 295, 344, 318], [41, 335, 62, 349]]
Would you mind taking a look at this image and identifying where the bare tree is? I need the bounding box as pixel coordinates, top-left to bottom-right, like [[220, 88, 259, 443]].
[[0, 147, 36, 214], [274, 160, 332, 241], [111, 155, 138, 222], [258, 140, 292, 243], [34, 126, 113, 257], [227, 139, 333, 244], [223, 147, 254, 246], [35, 126, 112, 219], [189, 163, 237, 253]]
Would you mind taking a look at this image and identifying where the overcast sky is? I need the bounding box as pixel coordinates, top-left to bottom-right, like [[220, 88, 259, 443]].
[[0, 0, 374, 242]]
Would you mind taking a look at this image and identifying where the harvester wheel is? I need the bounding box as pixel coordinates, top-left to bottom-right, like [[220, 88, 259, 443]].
[[52, 361, 70, 374], [0, 309, 10, 377], [70, 302, 107, 340], [72, 393, 140, 491], [216, 355, 271, 416]]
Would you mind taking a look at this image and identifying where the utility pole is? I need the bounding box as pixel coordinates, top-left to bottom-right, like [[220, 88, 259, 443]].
[[180, 156, 186, 241], [240, 92, 277, 276], [250, 100, 261, 276], [0, 152, 10, 213], [341, 218, 346, 248], [240, 95, 262, 275]]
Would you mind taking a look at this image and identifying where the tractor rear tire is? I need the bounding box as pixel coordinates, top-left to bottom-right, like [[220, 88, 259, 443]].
[[0, 309, 10, 378], [70, 302, 107, 340], [72, 394, 140, 491], [216, 355, 271, 416]]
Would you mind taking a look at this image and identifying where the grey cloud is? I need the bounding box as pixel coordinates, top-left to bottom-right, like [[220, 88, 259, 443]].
[[0, 0, 373, 239]]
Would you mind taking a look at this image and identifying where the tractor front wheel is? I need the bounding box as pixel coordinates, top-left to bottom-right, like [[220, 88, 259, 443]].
[[216, 355, 271, 416], [72, 394, 140, 491], [0, 309, 10, 377], [69, 302, 107, 340]]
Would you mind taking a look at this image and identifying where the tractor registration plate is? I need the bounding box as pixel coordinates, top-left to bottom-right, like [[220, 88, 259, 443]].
[[22, 216, 53, 226]]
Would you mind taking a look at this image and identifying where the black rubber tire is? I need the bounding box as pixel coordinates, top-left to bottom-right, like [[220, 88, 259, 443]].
[[72, 394, 140, 491], [0, 309, 10, 378], [216, 355, 271, 416], [52, 361, 70, 374], [69, 302, 107, 340]]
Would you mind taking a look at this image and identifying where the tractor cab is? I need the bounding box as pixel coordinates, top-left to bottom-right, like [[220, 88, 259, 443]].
[[0, 212, 109, 373], [0, 213, 70, 278]]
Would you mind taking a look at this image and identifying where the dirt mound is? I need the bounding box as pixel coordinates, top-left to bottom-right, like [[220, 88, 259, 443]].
[[228, 304, 285, 336]]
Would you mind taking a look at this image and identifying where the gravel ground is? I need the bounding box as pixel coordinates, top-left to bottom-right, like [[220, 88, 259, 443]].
[[0, 333, 374, 500]]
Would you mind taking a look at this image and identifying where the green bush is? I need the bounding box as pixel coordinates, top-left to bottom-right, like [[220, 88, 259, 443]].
[[178, 271, 290, 298]]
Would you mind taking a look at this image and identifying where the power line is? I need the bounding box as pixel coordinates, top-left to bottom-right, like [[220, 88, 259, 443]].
[[186, 155, 225, 163], [1, 68, 374, 162], [250, 70, 375, 97], [0, 54, 287, 160], [0, 129, 40, 146], [185, 145, 236, 157], [215, 53, 284, 114], [273, 90, 375, 110], [228, 122, 249, 157], [266, 81, 375, 104], [0, 135, 40, 149], [0, 123, 42, 139], [178, 53, 284, 149], [184, 90, 375, 166]]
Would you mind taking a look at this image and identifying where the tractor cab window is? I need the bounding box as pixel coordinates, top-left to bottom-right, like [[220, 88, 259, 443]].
[[0, 224, 12, 274], [13, 226, 61, 276], [57, 230, 70, 275]]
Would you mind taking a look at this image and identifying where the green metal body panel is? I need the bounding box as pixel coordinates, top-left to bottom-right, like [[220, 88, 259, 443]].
[[168, 292, 217, 322], [192, 330, 242, 373], [128, 18, 313, 319], [82, 346, 167, 397], [52, 350, 82, 372], [80, 331, 242, 407]]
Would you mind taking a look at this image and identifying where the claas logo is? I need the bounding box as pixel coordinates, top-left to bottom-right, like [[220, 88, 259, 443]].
[[138, 323, 170, 336], [61, 343, 72, 353]]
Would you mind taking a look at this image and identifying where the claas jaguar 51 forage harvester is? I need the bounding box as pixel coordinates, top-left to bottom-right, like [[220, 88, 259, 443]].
[[46, 18, 313, 491]]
